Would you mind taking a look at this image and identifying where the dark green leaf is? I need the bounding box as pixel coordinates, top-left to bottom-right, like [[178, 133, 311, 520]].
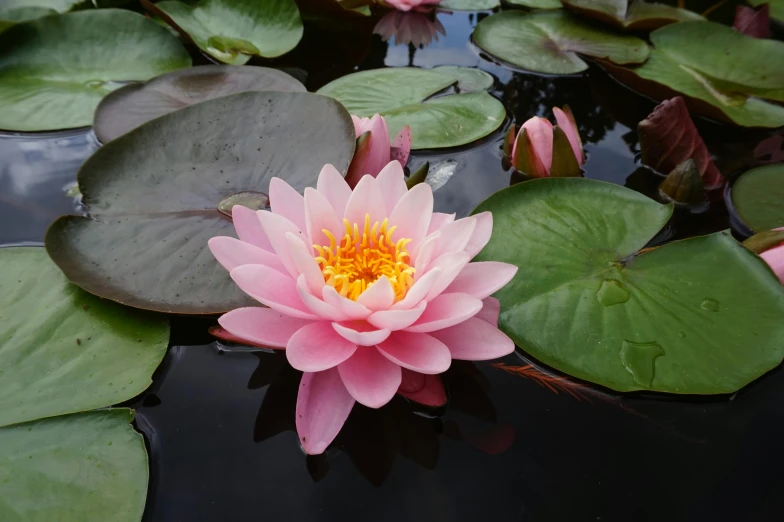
[[731, 164, 784, 232]]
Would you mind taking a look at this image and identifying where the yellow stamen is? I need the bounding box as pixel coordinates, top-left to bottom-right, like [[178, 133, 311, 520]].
[[314, 213, 415, 301]]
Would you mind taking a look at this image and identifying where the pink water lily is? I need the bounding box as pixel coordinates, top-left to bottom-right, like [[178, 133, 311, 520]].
[[508, 106, 584, 178], [760, 229, 784, 284], [373, 10, 446, 48], [208, 160, 517, 454], [383, 0, 442, 12], [347, 114, 411, 187]]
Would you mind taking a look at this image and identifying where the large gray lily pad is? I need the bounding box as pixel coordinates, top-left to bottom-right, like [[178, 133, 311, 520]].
[[506, 0, 562, 8], [0, 9, 191, 132], [318, 67, 505, 149], [94, 65, 305, 143], [439, 0, 500, 10], [472, 10, 649, 75], [46, 91, 355, 314], [144, 0, 303, 65], [0, 409, 148, 522], [562, 0, 702, 30], [0, 247, 169, 428], [474, 178, 784, 394], [731, 164, 784, 232], [0, 7, 55, 32]]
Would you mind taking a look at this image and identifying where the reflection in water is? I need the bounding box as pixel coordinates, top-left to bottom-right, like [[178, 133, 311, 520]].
[[248, 352, 515, 486], [374, 10, 446, 48], [0, 130, 96, 245]]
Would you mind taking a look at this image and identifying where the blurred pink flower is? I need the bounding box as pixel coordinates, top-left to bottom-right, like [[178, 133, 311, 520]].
[[383, 0, 442, 12], [374, 10, 446, 47], [760, 228, 784, 284], [508, 107, 584, 178], [208, 161, 517, 454], [347, 114, 411, 186]]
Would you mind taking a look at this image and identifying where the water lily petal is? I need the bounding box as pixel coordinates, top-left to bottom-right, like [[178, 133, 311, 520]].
[[232, 205, 273, 251], [522, 116, 554, 174], [466, 211, 493, 258], [377, 331, 451, 374], [390, 127, 412, 168], [430, 317, 515, 360], [270, 177, 306, 233], [286, 232, 325, 295], [305, 187, 343, 249], [397, 370, 446, 407], [391, 267, 441, 310], [413, 231, 440, 275], [296, 368, 355, 455], [231, 264, 318, 320], [338, 347, 401, 408], [376, 160, 408, 214], [218, 307, 312, 349], [433, 216, 476, 257], [405, 292, 482, 333], [356, 275, 396, 311], [761, 245, 784, 284], [364, 114, 392, 179], [344, 174, 387, 225], [476, 297, 500, 325], [257, 210, 307, 279], [446, 261, 518, 300], [389, 182, 433, 250], [316, 164, 352, 218], [332, 322, 391, 346], [553, 106, 584, 165], [427, 212, 455, 234], [296, 275, 348, 322], [425, 251, 471, 300], [287, 322, 358, 372], [208, 236, 287, 274], [368, 301, 427, 330], [322, 285, 372, 320]]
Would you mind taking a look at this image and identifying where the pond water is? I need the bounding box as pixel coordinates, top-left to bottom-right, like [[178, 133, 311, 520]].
[[2, 5, 783, 522]]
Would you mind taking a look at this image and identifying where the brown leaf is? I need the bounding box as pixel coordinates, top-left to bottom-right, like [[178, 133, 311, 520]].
[[734, 4, 771, 39], [638, 96, 724, 191]]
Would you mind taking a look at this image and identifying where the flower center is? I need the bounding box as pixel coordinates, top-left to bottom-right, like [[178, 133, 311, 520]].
[[313, 213, 415, 302]]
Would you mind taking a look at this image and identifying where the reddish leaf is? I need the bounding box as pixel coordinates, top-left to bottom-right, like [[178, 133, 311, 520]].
[[638, 96, 724, 191], [734, 4, 771, 39]]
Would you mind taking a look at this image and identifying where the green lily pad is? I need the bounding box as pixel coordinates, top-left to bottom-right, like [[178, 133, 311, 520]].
[[0, 409, 148, 522], [432, 65, 494, 92], [94, 65, 305, 143], [506, 0, 562, 8], [651, 21, 784, 102], [0, 247, 168, 428], [318, 67, 504, 149], [731, 164, 784, 232], [0, 0, 85, 10], [0, 9, 190, 132], [439, 0, 500, 10], [0, 7, 55, 32], [562, 0, 703, 30], [144, 0, 303, 65], [604, 47, 784, 128], [748, 0, 784, 22], [46, 91, 355, 314], [474, 178, 784, 394], [472, 10, 649, 75]]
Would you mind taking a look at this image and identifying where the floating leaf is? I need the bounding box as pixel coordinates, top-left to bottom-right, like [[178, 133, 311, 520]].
[[0, 6, 55, 32], [506, 0, 563, 9], [734, 4, 770, 38], [0, 247, 168, 428], [474, 178, 784, 394], [432, 65, 494, 92], [439, 0, 500, 10], [46, 92, 355, 314], [730, 164, 784, 233], [602, 48, 784, 128], [94, 65, 305, 143], [748, 0, 784, 23], [562, 0, 702, 30], [638, 96, 723, 190], [318, 67, 504, 149], [651, 21, 784, 102], [472, 10, 649, 75], [0, 409, 147, 522], [0, 9, 190, 132], [1, 0, 84, 11], [743, 229, 784, 255], [143, 0, 303, 64], [659, 159, 706, 205]]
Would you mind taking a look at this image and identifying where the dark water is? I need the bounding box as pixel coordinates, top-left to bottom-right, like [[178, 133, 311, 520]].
[[2, 5, 784, 522]]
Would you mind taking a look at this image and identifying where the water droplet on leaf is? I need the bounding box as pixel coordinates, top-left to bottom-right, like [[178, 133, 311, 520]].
[[700, 298, 720, 312], [597, 280, 630, 307], [620, 340, 665, 387]]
